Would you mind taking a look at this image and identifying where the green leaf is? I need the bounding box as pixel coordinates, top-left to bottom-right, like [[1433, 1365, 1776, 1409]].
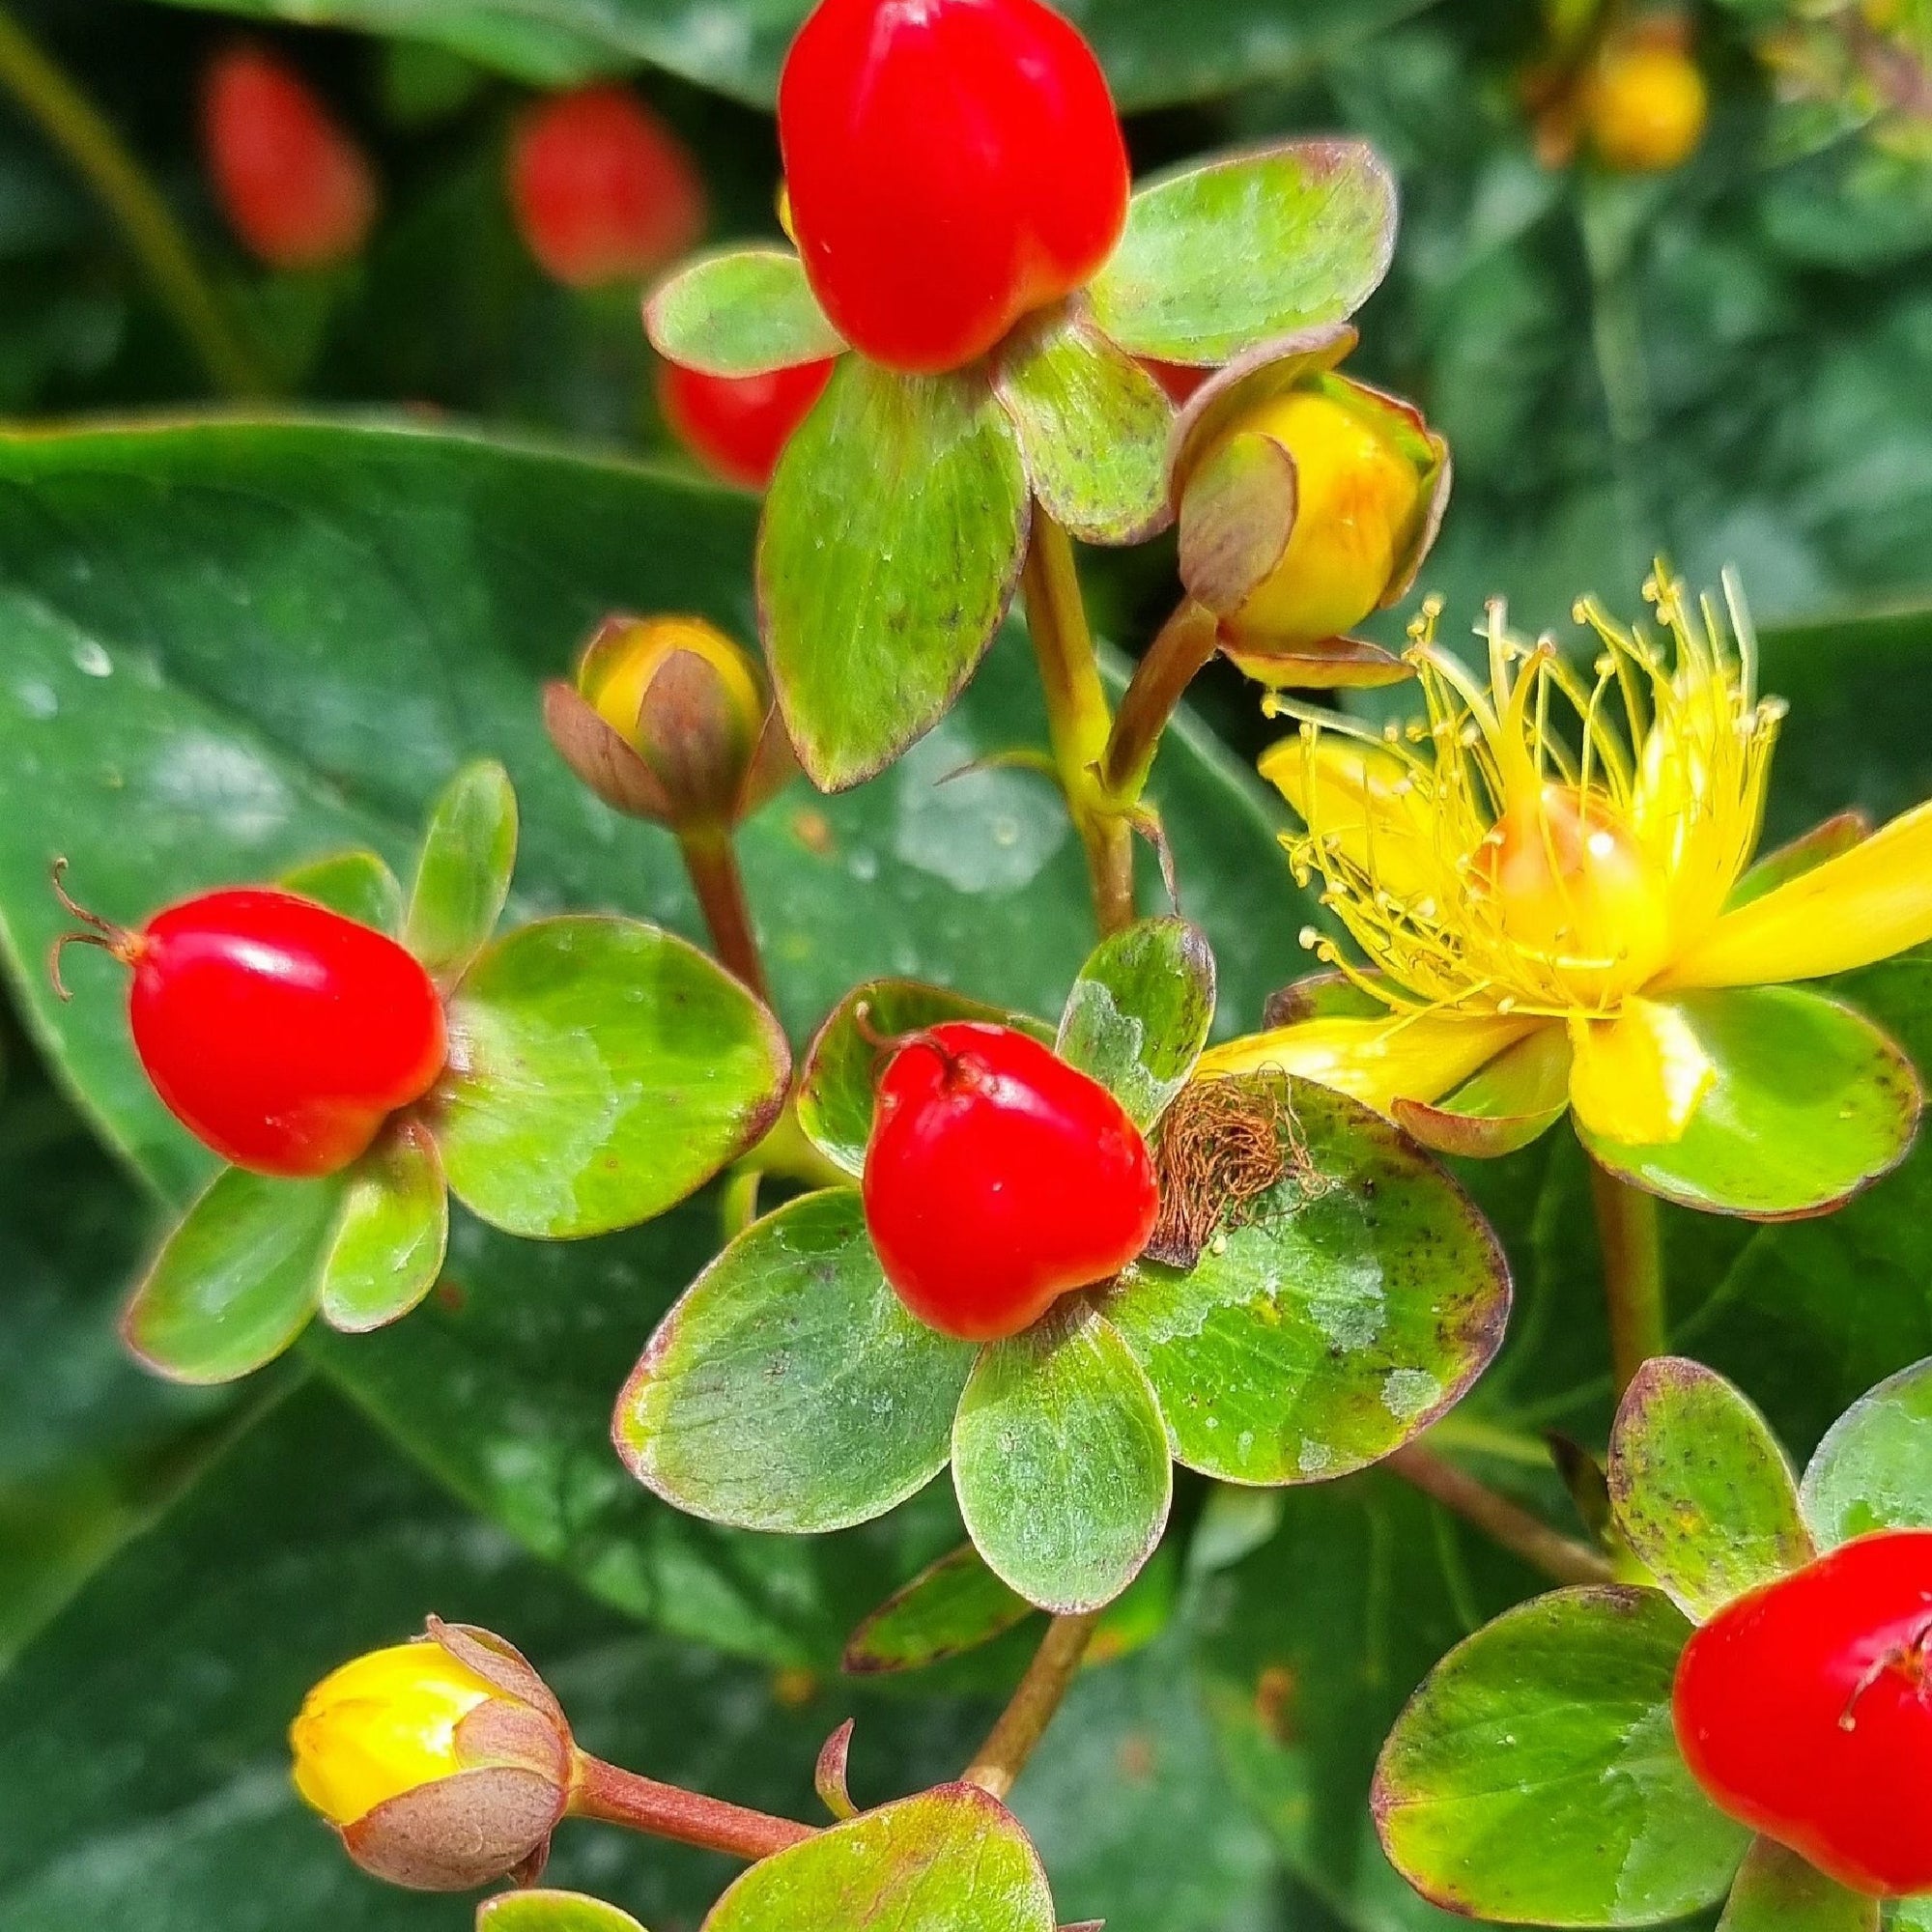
[[279, 848, 404, 933], [1608, 1356, 1812, 1623], [404, 757, 517, 982], [1057, 918, 1216, 1132], [759, 357, 1031, 791], [841, 1541, 1033, 1676], [1372, 1586, 1749, 1926], [315, 1121, 448, 1335], [122, 1167, 345, 1385], [1577, 986, 1922, 1219], [1801, 1358, 1932, 1548], [704, 1783, 1054, 1932], [645, 248, 844, 378], [1105, 1081, 1509, 1486], [798, 980, 1050, 1179], [482, 1895, 648, 1932], [1719, 1840, 1878, 1932], [615, 1189, 976, 1534], [993, 309, 1173, 547], [437, 915, 789, 1238], [1089, 142, 1398, 366], [952, 1302, 1171, 1613]]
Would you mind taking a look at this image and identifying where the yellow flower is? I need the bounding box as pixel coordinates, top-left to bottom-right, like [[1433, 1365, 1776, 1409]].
[[1204, 573, 1932, 1204], [1585, 34, 1708, 173], [292, 1640, 500, 1826]]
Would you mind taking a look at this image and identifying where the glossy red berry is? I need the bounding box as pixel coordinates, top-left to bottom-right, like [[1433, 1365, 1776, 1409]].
[[659, 357, 835, 490], [778, 0, 1131, 374], [1144, 359, 1209, 405], [509, 85, 706, 289], [57, 877, 446, 1179], [862, 1022, 1158, 1342], [1673, 1529, 1932, 1896], [202, 45, 377, 271]]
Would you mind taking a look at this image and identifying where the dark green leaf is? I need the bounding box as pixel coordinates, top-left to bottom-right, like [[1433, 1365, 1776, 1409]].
[[438, 915, 790, 1238], [952, 1302, 1171, 1613], [1609, 1356, 1811, 1623], [1801, 1358, 1932, 1548], [1373, 1586, 1747, 1925], [1089, 143, 1397, 365], [645, 248, 844, 377], [1105, 1081, 1509, 1486], [315, 1121, 449, 1335], [1719, 1840, 1877, 1932], [615, 1189, 976, 1533], [1577, 987, 1921, 1220], [759, 358, 1031, 791], [840, 1541, 1032, 1676], [280, 848, 404, 933], [798, 980, 1050, 1179], [404, 757, 518, 983], [123, 1167, 346, 1385], [703, 1783, 1054, 1932], [1057, 918, 1215, 1132]]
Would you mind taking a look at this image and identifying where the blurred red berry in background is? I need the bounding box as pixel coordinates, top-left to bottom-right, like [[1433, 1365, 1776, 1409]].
[[202, 43, 378, 270], [509, 84, 707, 289], [658, 358, 835, 491]]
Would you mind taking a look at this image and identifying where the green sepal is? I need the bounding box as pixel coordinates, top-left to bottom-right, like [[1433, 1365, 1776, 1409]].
[[798, 980, 1052, 1179], [952, 1300, 1172, 1614], [1801, 1357, 1932, 1547], [1719, 1840, 1878, 1932], [993, 306, 1173, 546], [1057, 917, 1215, 1133], [1105, 1080, 1509, 1486], [404, 757, 517, 983], [481, 1893, 649, 1932], [644, 247, 845, 377], [279, 848, 404, 934], [1728, 812, 1869, 910], [436, 914, 789, 1238], [315, 1119, 448, 1334], [1608, 1356, 1812, 1622], [1576, 985, 1922, 1219], [1393, 1026, 1573, 1160], [700, 1783, 1054, 1932], [840, 1541, 1034, 1676], [1373, 1585, 1749, 1926], [1088, 140, 1397, 365], [121, 1166, 347, 1384], [759, 356, 1031, 791], [614, 1189, 976, 1534]]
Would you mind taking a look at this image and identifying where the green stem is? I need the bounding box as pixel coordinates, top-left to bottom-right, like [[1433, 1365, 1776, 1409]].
[[1100, 600, 1220, 806], [678, 825, 771, 1005], [962, 1609, 1101, 1800], [1588, 1154, 1665, 1400], [1577, 178, 1653, 583], [1386, 1443, 1614, 1587], [1020, 514, 1135, 936], [0, 3, 265, 399]]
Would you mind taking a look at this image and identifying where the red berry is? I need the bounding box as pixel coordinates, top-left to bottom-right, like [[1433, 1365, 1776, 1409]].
[[1144, 359, 1209, 405], [202, 45, 377, 271], [509, 85, 707, 289], [659, 357, 835, 490], [862, 1022, 1158, 1342], [1673, 1529, 1932, 1896], [57, 882, 447, 1179], [778, 0, 1130, 374]]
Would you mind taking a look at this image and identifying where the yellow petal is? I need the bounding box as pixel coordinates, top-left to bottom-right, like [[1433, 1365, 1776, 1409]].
[[1660, 801, 1932, 990], [1197, 1010, 1540, 1117], [1258, 732, 1436, 900], [1567, 999, 1715, 1147]]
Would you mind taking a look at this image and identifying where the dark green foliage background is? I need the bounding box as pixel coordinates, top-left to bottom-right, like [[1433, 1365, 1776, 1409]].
[[0, 1, 1927, 1927]]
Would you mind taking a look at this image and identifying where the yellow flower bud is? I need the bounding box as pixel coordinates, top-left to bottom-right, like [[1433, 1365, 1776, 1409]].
[[1228, 386, 1423, 648], [1585, 38, 1708, 173], [584, 615, 764, 762], [291, 1641, 499, 1827]]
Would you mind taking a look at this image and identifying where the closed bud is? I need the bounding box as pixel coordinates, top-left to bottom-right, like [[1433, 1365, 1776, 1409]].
[[543, 614, 794, 831], [290, 1619, 571, 1892], [1170, 327, 1449, 688]]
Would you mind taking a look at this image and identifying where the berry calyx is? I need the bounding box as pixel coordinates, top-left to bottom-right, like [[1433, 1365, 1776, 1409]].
[[861, 1020, 1158, 1342], [53, 869, 446, 1179], [1673, 1529, 1932, 1897], [509, 85, 706, 289], [659, 358, 835, 490], [201, 45, 377, 271], [778, 0, 1131, 374]]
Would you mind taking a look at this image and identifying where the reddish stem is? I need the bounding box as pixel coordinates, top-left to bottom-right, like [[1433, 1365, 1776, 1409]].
[[569, 1753, 816, 1862]]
